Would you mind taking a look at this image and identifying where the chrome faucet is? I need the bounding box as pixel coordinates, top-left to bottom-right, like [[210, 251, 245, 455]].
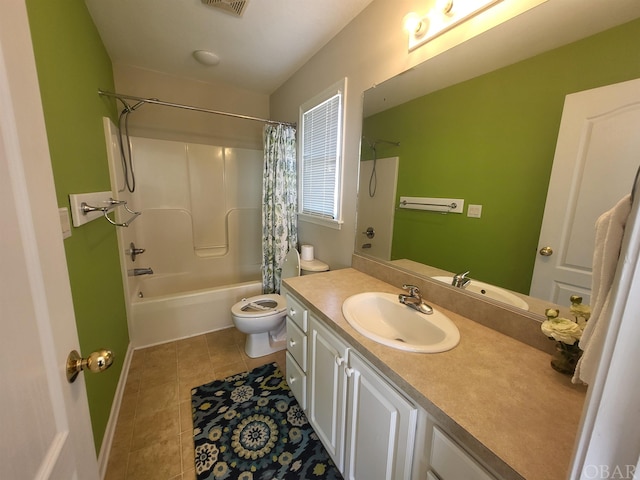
[[452, 271, 471, 289], [128, 267, 154, 276], [398, 284, 433, 315]]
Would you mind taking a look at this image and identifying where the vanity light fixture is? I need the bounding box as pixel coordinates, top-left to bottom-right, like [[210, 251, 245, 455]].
[[404, 0, 502, 51]]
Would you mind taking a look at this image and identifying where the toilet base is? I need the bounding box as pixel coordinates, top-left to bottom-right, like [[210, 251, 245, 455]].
[[244, 331, 286, 358]]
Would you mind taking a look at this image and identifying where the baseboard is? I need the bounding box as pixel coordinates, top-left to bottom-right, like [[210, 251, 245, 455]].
[[97, 342, 134, 479]]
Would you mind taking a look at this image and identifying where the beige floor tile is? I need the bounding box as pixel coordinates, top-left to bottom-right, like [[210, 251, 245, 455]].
[[213, 360, 248, 379], [180, 432, 195, 474], [131, 405, 180, 451], [180, 400, 194, 434], [137, 380, 179, 416], [126, 435, 182, 480], [110, 416, 135, 457], [140, 361, 178, 388], [177, 334, 208, 354], [183, 468, 196, 480], [103, 447, 128, 480], [177, 355, 214, 380], [118, 388, 138, 420]]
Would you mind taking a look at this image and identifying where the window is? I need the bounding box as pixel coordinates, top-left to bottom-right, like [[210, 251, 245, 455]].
[[298, 78, 346, 228]]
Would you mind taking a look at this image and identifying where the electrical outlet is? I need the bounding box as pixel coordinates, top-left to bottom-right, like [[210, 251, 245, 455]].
[[467, 204, 482, 218]]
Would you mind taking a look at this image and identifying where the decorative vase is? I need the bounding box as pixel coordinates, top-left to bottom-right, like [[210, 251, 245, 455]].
[[550, 341, 583, 375]]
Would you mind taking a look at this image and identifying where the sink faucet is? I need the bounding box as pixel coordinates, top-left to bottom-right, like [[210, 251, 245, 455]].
[[452, 271, 471, 289], [128, 267, 154, 276], [398, 284, 433, 314]]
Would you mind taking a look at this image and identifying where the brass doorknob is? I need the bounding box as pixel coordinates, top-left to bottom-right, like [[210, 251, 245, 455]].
[[539, 246, 554, 256], [66, 349, 114, 383]]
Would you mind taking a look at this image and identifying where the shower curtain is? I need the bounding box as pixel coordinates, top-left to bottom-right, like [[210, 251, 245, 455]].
[[262, 123, 298, 293]]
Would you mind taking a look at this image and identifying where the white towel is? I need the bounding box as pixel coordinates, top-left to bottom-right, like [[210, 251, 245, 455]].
[[573, 194, 632, 385]]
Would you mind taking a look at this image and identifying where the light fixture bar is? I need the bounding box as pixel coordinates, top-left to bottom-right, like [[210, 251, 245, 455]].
[[408, 0, 502, 51]]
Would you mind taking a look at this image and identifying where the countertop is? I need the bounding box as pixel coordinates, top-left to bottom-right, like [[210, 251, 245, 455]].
[[283, 268, 586, 480]]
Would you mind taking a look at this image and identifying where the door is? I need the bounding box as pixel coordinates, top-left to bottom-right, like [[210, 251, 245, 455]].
[[344, 351, 417, 480], [308, 315, 349, 471], [356, 157, 399, 260], [0, 2, 99, 479], [530, 78, 640, 305]]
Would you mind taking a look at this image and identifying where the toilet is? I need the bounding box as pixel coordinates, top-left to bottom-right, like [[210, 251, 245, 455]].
[[231, 248, 328, 358]]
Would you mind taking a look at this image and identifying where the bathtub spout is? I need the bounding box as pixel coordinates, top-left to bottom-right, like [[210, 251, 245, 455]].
[[128, 267, 154, 276]]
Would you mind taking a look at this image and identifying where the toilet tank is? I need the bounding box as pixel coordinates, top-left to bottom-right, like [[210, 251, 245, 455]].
[[300, 258, 329, 275]]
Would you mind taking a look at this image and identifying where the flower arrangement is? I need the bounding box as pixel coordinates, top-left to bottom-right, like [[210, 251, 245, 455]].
[[541, 295, 591, 374]]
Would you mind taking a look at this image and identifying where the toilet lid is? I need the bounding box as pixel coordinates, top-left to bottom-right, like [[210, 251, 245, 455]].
[[281, 248, 300, 279], [231, 294, 286, 318]]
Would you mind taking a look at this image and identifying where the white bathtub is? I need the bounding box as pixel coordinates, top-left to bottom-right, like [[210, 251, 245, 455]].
[[130, 274, 262, 347]]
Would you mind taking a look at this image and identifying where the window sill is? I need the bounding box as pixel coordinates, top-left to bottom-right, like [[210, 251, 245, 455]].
[[298, 213, 343, 230]]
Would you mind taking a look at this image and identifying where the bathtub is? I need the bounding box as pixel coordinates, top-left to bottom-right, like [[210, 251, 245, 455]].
[[130, 274, 262, 347]]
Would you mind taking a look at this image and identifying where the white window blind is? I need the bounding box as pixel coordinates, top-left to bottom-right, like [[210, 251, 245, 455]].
[[300, 92, 342, 220]]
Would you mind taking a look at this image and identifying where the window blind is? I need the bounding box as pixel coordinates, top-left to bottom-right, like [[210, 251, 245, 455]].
[[300, 93, 342, 219]]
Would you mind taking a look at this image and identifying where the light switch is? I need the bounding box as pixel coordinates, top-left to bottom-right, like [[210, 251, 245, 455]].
[[467, 204, 482, 218], [59, 207, 72, 239]]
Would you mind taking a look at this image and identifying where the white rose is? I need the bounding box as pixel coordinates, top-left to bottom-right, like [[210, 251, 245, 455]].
[[541, 318, 582, 345]]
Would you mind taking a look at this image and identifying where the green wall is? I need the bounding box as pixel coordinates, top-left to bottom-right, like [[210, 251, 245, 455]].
[[363, 18, 640, 294], [26, 0, 128, 453]]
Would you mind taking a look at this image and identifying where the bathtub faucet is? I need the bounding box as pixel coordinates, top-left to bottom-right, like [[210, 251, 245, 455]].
[[128, 267, 154, 276]]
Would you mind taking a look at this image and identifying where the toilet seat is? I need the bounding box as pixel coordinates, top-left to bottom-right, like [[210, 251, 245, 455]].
[[231, 293, 286, 319]]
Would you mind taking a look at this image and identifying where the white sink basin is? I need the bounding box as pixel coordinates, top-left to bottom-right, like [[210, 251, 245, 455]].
[[341, 292, 460, 353], [431, 276, 529, 311]]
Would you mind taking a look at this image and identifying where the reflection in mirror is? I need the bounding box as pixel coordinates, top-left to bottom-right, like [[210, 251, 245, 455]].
[[357, 17, 640, 313]]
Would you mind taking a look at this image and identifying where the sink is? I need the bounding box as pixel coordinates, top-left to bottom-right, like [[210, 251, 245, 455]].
[[431, 276, 529, 310], [341, 292, 460, 353]]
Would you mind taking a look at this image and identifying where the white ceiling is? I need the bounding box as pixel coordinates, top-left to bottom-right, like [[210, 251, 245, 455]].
[[85, 0, 374, 95]]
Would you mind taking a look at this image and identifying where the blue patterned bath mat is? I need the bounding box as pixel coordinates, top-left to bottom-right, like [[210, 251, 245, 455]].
[[191, 362, 343, 480]]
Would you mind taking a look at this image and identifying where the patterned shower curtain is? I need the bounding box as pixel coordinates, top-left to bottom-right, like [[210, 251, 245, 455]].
[[262, 123, 298, 293]]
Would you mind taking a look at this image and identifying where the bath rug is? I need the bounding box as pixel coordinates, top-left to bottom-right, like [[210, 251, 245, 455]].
[[191, 362, 343, 480]]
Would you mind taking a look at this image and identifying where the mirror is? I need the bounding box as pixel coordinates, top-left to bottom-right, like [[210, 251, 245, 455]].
[[356, 16, 640, 316]]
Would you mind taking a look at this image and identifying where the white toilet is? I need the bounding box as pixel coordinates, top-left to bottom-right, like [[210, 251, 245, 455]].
[[231, 248, 328, 358]]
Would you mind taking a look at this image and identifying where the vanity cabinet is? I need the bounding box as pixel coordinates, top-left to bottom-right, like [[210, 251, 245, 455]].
[[283, 286, 500, 480], [308, 313, 417, 479]]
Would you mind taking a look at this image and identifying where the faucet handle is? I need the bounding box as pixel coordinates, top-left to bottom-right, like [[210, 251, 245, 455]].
[[402, 284, 421, 297]]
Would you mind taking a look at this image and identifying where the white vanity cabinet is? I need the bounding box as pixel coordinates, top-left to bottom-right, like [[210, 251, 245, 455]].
[[308, 313, 417, 479]]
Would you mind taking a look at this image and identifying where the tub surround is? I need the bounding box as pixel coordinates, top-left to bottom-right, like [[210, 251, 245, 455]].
[[282, 266, 586, 480]]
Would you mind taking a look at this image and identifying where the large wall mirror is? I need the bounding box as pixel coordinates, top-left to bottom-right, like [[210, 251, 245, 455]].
[[356, 13, 640, 316]]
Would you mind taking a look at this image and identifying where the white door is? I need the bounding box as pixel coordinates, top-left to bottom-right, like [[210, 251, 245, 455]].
[[530, 78, 640, 305], [356, 157, 399, 260], [0, 2, 99, 479]]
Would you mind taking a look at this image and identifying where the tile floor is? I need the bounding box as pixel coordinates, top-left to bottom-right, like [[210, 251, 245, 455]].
[[104, 327, 287, 480]]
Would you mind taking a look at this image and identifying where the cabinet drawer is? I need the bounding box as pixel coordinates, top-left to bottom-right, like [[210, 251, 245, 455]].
[[286, 351, 306, 410], [286, 317, 307, 371], [430, 426, 495, 480], [285, 293, 308, 332]]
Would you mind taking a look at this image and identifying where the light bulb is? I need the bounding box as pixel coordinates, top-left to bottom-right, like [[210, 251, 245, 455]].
[[402, 12, 429, 37]]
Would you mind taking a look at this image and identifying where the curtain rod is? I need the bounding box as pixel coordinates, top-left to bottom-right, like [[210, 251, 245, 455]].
[[98, 89, 296, 128]]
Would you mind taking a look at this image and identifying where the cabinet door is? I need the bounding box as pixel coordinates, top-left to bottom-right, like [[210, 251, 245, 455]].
[[345, 351, 417, 480], [308, 314, 349, 471]]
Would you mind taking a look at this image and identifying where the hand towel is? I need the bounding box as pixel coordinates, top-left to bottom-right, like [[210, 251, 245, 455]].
[[573, 194, 632, 385]]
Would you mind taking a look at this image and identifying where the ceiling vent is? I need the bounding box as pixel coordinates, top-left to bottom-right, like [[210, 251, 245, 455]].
[[201, 0, 250, 17]]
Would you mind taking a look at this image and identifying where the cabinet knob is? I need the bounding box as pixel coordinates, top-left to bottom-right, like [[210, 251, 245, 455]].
[[289, 308, 296, 316], [288, 376, 296, 384], [335, 356, 344, 366], [345, 367, 354, 377], [289, 338, 296, 347]]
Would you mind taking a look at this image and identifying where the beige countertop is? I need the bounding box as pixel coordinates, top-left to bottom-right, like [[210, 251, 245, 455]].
[[283, 268, 586, 480]]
